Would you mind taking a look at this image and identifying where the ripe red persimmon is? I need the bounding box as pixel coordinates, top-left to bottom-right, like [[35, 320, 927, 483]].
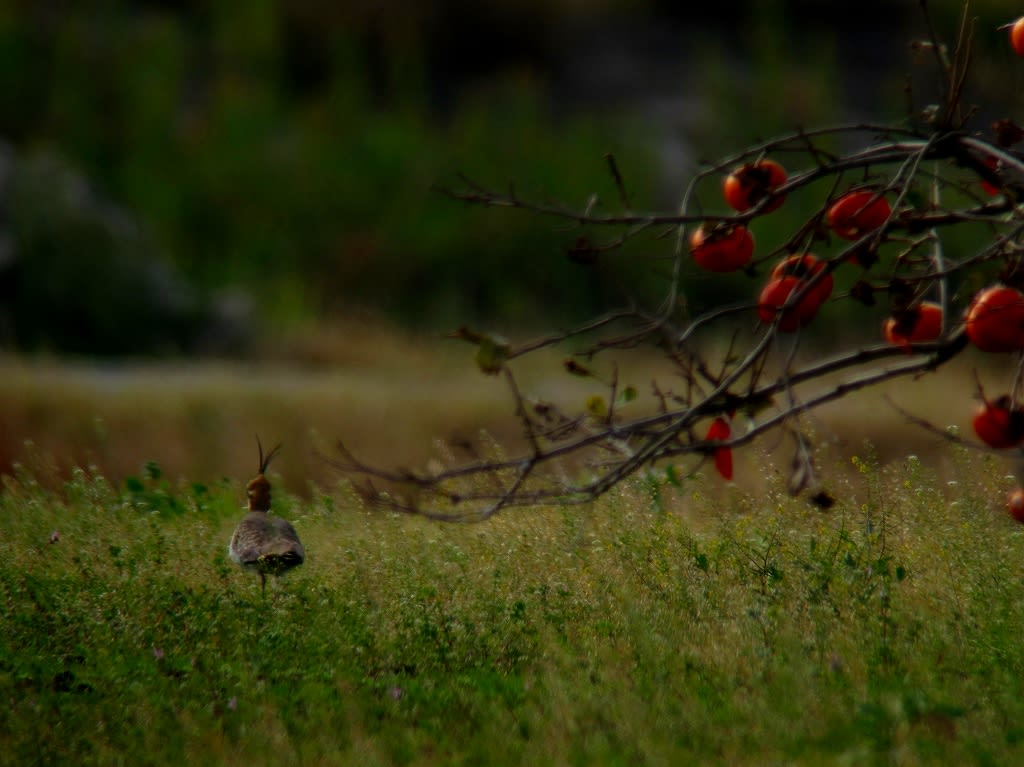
[[758, 276, 817, 332], [690, 224, 754, 273], [973, 395, 1024, 449], [965, 285, 1024, 352], [1007, 488, 1024, 523], [771, 253, 834, 308], [882, 301, 943, 348], [704, 417, 733, 480], [723, 159, 787, 213], [827, 190, 892, 241], [1011, 17, 1024, 57], [758, 254, 833, 332], [981, 156, 1000, 197]]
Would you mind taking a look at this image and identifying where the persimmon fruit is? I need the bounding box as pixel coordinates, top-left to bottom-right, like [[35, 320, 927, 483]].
[[757, 254, 833, 332], [758, 277, 819, 332], [1011, 17, 1024, 57], [704, 417, 733, 480], [827, 190, 891, 241], [690, 224, 754, 273], [723, 159, 787, 213], [965, 285, 1024, 352], [980, 156, 1001, 196], [973, 395, 1024, 449], [883, 302, 943, 347], [771, 253, 834, 307], [1007, 488, 1024, 523]]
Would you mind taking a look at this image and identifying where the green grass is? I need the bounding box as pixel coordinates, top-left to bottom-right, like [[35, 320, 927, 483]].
[[3, 444, 1024, 766]]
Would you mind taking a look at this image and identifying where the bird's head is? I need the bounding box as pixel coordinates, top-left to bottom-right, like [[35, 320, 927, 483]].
[[247, 436, 282, 512]]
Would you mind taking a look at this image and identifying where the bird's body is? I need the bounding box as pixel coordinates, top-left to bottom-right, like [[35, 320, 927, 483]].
[[229, 512, 305, 581], [228, 440, 304, 595]]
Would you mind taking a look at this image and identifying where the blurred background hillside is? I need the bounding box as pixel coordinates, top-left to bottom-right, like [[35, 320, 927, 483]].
[[1, 0, 1022, 491]]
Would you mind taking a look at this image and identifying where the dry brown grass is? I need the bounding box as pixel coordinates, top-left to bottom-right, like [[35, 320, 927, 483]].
[[0, 320, 1015, 501]]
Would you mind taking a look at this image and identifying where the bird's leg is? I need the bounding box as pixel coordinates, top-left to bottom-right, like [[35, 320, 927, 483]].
[[260, 572, 267, 598]]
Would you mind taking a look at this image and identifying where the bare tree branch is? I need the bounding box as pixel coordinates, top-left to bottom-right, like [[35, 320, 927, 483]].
[[333, 14, 1024, 520]]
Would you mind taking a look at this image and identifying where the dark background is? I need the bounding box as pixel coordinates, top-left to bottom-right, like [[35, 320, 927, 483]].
[[0, 0, 1017, 357]]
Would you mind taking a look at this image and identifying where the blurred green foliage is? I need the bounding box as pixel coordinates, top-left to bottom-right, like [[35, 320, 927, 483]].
[[1, 1, 1023, 354], [3, 149, 253, 355], [1, 0, 665, 345]]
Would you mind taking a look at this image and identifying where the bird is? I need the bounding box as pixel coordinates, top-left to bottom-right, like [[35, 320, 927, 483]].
[[228, 438, 305, 596]]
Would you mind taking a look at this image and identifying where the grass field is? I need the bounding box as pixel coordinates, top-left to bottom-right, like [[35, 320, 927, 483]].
[[4, 326, 1024, 765], [3, 434, 1024, 766]]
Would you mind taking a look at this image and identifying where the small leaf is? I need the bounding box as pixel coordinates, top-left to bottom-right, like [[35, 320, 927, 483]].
[[665, 464, 681, 488], [585, 394, 607, 418], [993, 118, 1024, 147], [475, 335, 509, 375], [788, 438, 815, 496], [618, 385, 638, 404], [564, 359, 593, 377], [447, 326, 486, 344]]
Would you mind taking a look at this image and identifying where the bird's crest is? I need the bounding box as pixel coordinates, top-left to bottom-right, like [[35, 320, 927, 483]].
[[257, 435, 283, 475], [247, 436, 282, 512]]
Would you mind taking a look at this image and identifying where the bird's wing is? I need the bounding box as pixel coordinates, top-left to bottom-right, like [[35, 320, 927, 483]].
[[230, 513, 305, 566], [229, 514, 275, 565], [268, 516, 305, 561]]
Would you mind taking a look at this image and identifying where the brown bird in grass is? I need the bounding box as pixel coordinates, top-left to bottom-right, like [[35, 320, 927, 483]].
[[229, 439, 305, 596]]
